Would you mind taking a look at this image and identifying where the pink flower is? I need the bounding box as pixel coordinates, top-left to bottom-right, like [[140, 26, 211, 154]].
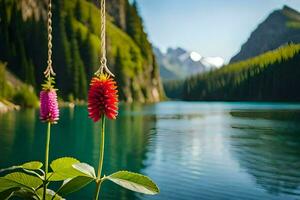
[[40, 89, 59, 123]]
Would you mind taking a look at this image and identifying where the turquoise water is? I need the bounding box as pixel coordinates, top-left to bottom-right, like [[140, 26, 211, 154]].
[[1, 102, 300, 199]]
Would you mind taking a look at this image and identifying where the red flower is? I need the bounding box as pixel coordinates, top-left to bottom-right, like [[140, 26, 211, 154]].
[[88, 74, 118, 121]]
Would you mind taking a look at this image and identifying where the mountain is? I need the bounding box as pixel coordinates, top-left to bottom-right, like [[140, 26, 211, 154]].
[[230, 5, 300, 62], [170, 44, 300, 101], [0, 0, 164, 103], [154, 47, 223, 81]]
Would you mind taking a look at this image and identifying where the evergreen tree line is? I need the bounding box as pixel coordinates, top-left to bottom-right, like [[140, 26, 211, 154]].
[[0, 0, 162, 103], [164, 44, 300, 101]]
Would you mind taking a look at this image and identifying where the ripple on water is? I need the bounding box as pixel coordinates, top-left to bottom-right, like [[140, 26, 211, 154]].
[[1, 102, 300, 200]]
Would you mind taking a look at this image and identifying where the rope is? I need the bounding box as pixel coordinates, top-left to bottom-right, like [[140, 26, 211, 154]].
[[44, 0, 55, 78], [95, 0, 114, 77]]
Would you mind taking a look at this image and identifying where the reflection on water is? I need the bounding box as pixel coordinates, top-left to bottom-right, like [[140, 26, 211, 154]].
[[1, 102, 300, 200], [0, 109, 36, 165], [230, 110, 300, 197]]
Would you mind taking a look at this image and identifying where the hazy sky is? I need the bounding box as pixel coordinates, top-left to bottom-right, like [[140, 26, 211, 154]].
[[135, 0, 300, 62]]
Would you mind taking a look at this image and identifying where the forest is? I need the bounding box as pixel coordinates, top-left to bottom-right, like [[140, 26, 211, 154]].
[[165, 44, 300, 101], [0, 0, 164, 106]]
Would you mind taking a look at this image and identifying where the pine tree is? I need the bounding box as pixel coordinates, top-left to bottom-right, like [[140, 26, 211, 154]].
[[70, 34, 87, 100], [30, 19, 48, 88], [115, 48, 126, 100], [81, 32, 98, 79], [0, 63, 6, 98], [27, 59, 36, 88], [125, 0, 151, 59], [53, 1, 72, 97], [0, 1, 10, 60], [75, 0, 84, 21], [87, 6, 96, 33], [18, 38, 36, 86]]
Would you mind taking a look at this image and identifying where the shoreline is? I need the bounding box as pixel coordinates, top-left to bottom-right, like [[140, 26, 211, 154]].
[[0, 99, 86, 114], [0, 99, 20, 113]]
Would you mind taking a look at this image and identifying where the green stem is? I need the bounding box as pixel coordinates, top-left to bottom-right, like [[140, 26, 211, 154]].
[[94, 116, 106, 200], [43, 122, 51, 200], [95, 181, 102, 200]]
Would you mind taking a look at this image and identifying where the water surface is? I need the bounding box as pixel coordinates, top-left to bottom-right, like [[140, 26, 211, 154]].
[[1, 102, 300, 199]]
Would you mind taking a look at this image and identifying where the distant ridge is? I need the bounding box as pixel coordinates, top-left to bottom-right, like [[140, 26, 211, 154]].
[[230, 5, 300, 63], [164, 44, 300, 101]]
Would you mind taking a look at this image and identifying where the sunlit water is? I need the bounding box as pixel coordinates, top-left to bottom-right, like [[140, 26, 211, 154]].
[[1, 102, 300, 200]]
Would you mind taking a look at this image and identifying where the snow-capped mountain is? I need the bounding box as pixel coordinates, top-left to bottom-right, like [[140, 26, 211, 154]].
[[154, 47, 224, 81]]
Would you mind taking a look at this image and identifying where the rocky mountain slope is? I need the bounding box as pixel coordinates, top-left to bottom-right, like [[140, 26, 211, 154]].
[[0, 0, 164, 103], [0, 62, 38, 108], [230, 6, 300, 62]]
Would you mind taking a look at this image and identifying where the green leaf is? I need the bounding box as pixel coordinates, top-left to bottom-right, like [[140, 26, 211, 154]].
[[12, 189, 36, 199], [0, 188, 18, 200], [0, 161, 43, 173], [22, 169, 44, 180], [49, 157, 84, 181], [0, 166, 19, 173], [0, 172, 42, 197], [105, 171, 159, 195], [21, 161, 43, 170], [58, 176, 94, 196], [36, 188, 65, 200], [50, 157, 79, 172], [0, 178, 22, 193], [4, 172, 43, 190], [72, 163, 96, 178]]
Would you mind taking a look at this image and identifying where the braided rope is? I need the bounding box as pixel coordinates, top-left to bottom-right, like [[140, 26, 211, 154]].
[[95, 0, 114, 77], [44, 0, 55, 78]]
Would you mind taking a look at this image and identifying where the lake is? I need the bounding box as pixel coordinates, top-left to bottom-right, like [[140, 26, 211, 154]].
[[1, 102, 300, 200]]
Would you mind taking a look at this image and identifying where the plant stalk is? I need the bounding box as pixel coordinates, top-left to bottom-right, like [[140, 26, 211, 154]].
[[94, 116, 106, 200], [43, 122, 51, 200]]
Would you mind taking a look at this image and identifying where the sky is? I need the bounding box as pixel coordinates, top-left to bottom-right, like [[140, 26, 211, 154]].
[[135, 0, 300, 63]]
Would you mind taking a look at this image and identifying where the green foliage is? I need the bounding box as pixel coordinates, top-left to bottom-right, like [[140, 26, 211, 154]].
[[42, 77, 56, 90], [70, 32, 87, 99], [4, 172, 42, 189], [81, 32, 98, 79], [0, 188, 16, 199], [174, 44, 300, 101], [21, 162, 43, 171], [0, 158, 160, 199], [0, 0, 162, 103], [125, 1, 152, 59], [49, 157, 84, 181], [58, 176, 94, 196], [0, 0, 161, 198], [57, 164, 159, 197], [286, 21, 300, 29], [115, 48, 127, 100], [12, 85, 39, 108], [0, 63, 11, 99], [105, 171, 160, 195], [72, 163, 96, 178], [53, 1, 73, 98], [0, 172, 43, 199], [0, 161, 43, 173], [36, 188, 64, 200], [163, 79, 185, 100], [0, 158, 85, 199], [0, 62, 38, 107]]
